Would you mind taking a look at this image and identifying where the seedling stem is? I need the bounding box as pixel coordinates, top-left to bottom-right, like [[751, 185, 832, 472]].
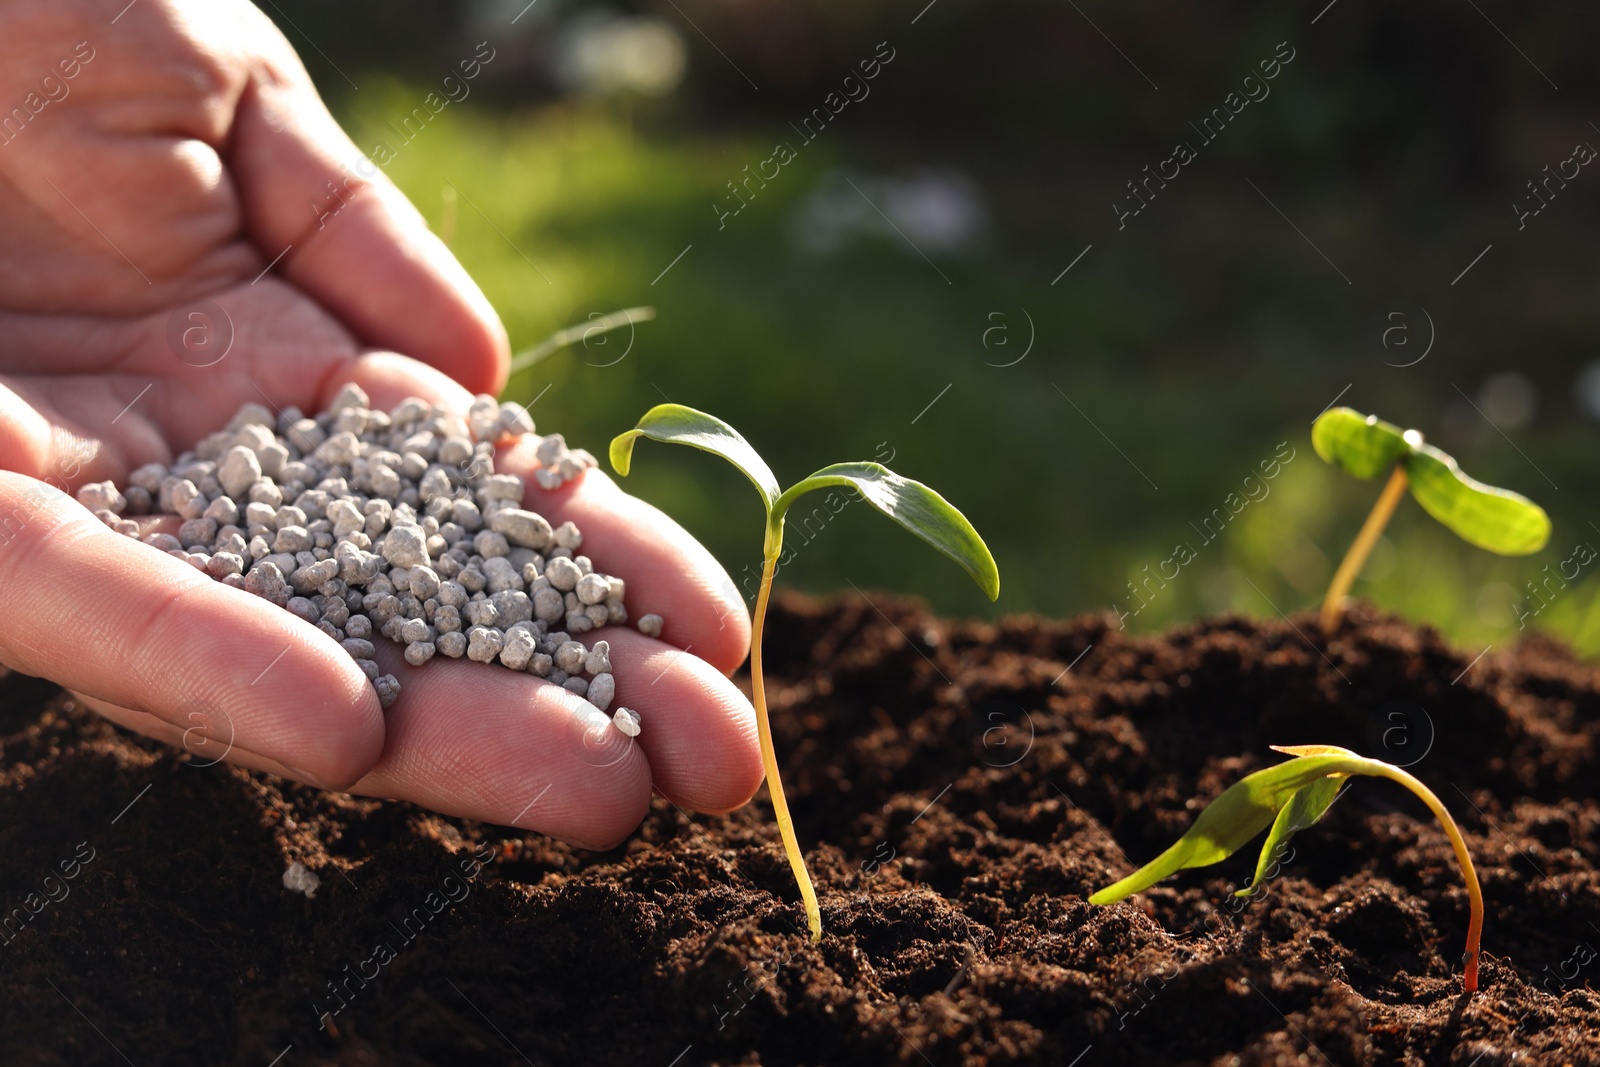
[[1362, 756, 1483, 991], [1321, 465, 1409, 630], [749, 552, 823, 939], [510, 307, 656, 374]]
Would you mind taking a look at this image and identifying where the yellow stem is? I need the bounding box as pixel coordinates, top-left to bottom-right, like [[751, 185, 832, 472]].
[[1321, 465, 1410, 631], [1372, 764, 1484, 993], [751, 552, 822, 940]]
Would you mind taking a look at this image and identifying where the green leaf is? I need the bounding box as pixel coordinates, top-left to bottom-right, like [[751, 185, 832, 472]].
[[609, 404, 781, 513], [1402, 443, 1551, 556], [1236, 774, 1345, 897], [775, 463, 1000, 601], [1089, 749, 1375, 905], [1312, 407, 1412, 480]]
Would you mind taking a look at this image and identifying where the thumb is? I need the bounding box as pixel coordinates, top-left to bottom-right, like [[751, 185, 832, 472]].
[[0, 471, 384, 788]]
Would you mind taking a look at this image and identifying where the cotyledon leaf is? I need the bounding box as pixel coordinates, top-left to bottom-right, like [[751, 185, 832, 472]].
[[1089, 750, 1377, 905], [1236, 774, 1346, 897], [609, 404, 782, 514], [1311, 407, 1412, 480], [775, 462, 1000, 601], [1402, 442, 1551, 556]]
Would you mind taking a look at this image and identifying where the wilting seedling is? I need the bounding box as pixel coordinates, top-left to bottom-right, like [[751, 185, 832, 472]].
[[611, 405, 1000, 940], [1089, 743, 1484, 993], [1313, 406, 1550, 629]]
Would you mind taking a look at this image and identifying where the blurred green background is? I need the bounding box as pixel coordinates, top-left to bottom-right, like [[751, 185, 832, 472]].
[[265, 0, 1600, 653]]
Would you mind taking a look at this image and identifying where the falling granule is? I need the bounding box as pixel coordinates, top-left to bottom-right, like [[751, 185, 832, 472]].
[[282, 861, 321, 898]]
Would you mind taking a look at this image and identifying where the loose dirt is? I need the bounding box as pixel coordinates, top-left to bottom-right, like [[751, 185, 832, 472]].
[[3, 595, 1596, 1065]]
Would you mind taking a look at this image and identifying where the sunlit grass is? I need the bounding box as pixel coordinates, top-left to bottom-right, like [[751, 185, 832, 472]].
[[331, 87, 1600, 658]]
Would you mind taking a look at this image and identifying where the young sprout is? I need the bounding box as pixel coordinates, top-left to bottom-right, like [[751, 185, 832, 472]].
[[611, 405, 1000, 940], [1089, 743, 1484, 993], [1313, 407, 1550, 629], [510, 307, 657, 374]]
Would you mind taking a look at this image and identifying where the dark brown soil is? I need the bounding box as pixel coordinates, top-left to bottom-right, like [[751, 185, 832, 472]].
[[3, 594, 1599, 1066]]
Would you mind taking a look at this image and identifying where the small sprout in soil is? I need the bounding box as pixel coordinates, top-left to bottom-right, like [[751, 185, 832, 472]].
[[1089, 743, 1484, 993], [1312, 406, 1550, 629], [611, 404, 1000, 940]]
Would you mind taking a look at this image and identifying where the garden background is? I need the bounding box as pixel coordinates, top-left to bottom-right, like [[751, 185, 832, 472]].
[[266, 0, 1600, 650]]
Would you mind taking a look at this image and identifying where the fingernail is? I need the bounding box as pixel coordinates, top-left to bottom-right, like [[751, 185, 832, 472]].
[[283, 766, 338, 791]]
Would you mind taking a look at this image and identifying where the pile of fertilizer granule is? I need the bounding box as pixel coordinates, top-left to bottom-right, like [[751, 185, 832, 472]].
[[76, 383, 661, 736]]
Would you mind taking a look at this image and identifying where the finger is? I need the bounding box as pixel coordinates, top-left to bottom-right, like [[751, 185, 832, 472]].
[[87, 632, 765, 828], [75, 698, 320, 783], [226, 17, 508, 395], [349, 641, 654, 851], [589, 628, 764, 814], [496, 438, 753, 675], [0, 375, 136, 486], [0, 471, 384, 788]]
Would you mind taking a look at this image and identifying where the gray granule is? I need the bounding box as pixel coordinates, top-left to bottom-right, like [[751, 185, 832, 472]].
[[545, 556, 582, 592], [466, 626, 505, 663], [488, 508, 552, 550], [218, 446, 261, 499], [76, 480, 127, 513], [467, 395, 501, 443], [482, 557, 521, 593], [587, 672, 615, 712], [533, 587, 564, 623], [89, 387, 654, 711], [499, 624, 538, 670], [553, 640, 588, 675], [575, 573, 609, 606], [373, 674, 401, 708], [169, 479, 202, 518], [179, 518, 218, 548]]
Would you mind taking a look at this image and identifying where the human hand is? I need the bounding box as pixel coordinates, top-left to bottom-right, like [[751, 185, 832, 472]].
[[0, 0, 761, 848]]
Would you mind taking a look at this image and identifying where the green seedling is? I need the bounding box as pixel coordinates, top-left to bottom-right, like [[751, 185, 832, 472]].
[[510, 306, 656, 374], [1312, 406, 1550, 629], [611, 404, 1000, 940], [1090, 743, 1484, 993]]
